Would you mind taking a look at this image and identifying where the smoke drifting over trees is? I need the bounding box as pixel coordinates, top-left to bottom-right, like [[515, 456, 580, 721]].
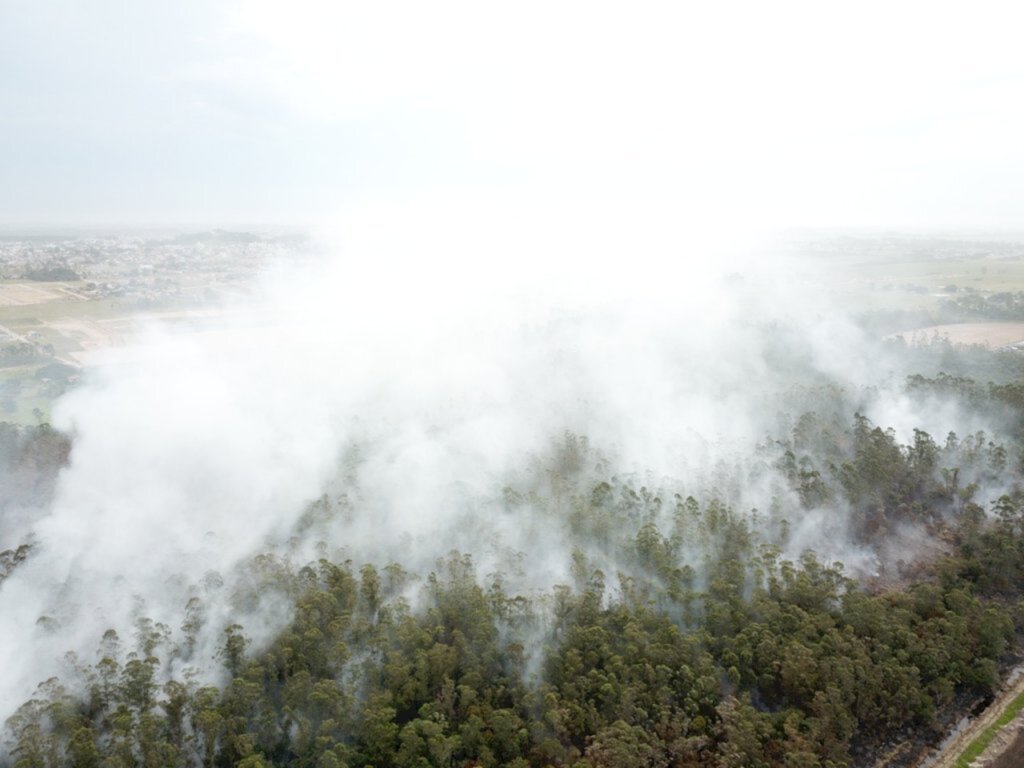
[[5, 213, 1024, 765], [5, 2, 1024, 765]]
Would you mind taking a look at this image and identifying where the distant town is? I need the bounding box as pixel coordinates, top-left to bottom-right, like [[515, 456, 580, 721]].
[[0, 230, 312, 422]]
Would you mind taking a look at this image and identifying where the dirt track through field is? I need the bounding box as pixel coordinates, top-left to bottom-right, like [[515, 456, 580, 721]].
[[923, 666, 1024, 768]]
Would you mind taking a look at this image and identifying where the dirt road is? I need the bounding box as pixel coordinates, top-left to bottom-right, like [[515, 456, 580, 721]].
[[923, 666, 1024, 768]]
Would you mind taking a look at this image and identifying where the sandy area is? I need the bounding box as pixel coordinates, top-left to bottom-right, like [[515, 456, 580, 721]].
[[0, 283, 69, 306]]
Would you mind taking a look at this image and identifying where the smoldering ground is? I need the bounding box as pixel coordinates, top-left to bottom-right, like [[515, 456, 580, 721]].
[[0, 202, 1019, 728]]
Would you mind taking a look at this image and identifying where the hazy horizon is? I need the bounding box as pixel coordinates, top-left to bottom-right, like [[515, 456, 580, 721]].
[[6, 4, 1024, 765], [4, 2, 1024, 231]]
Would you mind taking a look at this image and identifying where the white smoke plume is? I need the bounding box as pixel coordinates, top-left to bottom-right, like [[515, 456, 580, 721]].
[[2, 196, 1015, 724]]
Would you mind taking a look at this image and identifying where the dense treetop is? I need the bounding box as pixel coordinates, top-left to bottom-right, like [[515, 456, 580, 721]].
[[6, 348, 1024, 767]]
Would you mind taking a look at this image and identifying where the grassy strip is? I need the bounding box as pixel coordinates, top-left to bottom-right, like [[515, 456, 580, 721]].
[[956, 689, 1024, 768]]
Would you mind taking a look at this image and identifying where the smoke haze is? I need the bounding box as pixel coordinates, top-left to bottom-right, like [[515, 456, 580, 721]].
[[2, 196, 1017, 721], [3, 2, 1024, 228], [5, 5, 1024, 761]]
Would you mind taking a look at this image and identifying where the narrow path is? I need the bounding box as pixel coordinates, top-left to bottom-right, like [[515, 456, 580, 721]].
[[56, 285, 90, 300], [924, 666, 1024, 768]]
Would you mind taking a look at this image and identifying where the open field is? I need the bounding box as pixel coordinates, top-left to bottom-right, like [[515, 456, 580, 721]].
[[842, 258, 1024, 293], [0, 270, 242, 423], [5, 233, 1024, 425], [0, 298, 137, 364], [788, 239, 1024, 312], [807, 260, 1024, 312], [0, 365, 60, 424], [889, 322, 1024, 348], [0, 282, 73, 306]]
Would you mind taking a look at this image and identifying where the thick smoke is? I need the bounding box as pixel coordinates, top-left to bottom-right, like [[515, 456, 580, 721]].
[[0, 199, 1012, 724]]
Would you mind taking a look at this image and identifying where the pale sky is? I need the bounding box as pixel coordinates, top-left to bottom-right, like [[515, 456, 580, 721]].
[[2, 0, 1024, 229]]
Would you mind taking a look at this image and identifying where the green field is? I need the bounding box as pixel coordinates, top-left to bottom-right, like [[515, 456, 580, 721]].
[[848, 257, 1024, 290], [0, 366, 60, 424], [789, 253, 1024, 313]]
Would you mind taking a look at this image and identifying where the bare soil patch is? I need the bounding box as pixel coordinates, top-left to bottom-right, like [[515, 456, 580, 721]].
[[0, 283, 69, 307]]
